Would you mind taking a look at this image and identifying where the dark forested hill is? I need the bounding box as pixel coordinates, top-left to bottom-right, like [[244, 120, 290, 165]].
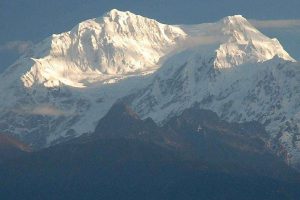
[[0, 103, 300, 199]]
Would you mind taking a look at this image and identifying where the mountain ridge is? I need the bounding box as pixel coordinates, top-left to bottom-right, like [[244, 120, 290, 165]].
[[1, 102, 300, 199]]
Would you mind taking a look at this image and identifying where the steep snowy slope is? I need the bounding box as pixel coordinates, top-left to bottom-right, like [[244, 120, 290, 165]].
[[130, 54, 300, 163], [0, 8, 298, 172]]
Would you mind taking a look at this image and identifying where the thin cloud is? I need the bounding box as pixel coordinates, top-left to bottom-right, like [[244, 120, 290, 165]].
[[13, 104, 72, 117], [173, 35, 220, 54], [181, 35, 219, 48], [30, 105, 67, 116], [0, 40, 34, 54], [250, 19, 300, 29]]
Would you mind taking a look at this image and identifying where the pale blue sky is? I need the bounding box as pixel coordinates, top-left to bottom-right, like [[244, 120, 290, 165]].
[[1, 0, 299, 71]]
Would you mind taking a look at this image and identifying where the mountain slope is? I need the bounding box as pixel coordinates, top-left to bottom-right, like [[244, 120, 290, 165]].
[[128, 47, 300, 167]]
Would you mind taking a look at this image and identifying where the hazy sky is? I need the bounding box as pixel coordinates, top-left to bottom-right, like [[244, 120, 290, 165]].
[[1, 0, 300, 71]]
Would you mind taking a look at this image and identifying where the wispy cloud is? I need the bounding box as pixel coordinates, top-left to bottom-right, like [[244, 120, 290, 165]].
[[250, 19, 300, 29], [174, 33, 220, 53], [181, 35, 219, 47], [0, 40, 34, 54], [13, 104, 72, 117], [29, 105, 67, 116]]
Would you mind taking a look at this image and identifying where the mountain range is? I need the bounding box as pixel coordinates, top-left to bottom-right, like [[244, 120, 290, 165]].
[[1, 8, 300, 174]]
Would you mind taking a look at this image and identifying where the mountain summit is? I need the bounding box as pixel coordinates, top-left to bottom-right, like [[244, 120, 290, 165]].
[[18, 9, 186, 88], [180, 14, 294, 69], [215, 15, 294, 67]]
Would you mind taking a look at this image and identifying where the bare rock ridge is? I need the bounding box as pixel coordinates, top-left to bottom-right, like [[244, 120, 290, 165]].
[[0, 134, 31, 162]]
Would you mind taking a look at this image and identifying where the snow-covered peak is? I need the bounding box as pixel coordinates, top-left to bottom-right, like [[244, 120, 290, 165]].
[[222, 14, 245, 20], [180, 15, 295, 69], [221, 15, 249, 26], [219, 15, 259, 42], [98, 9, 186, 46], [19, 9, 186, 88], [103, 9, 139, 23], [214, 15, 295, 68], [105, 8, 125, 18]]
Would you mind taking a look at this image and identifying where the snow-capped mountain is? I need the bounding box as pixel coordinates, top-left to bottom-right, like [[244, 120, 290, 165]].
[[20, 9, 186, 88], [128, 16, 300, 167], [0, 9, 186, 147], [179, 15, 294, 69], [0, 9, 299, 169]]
